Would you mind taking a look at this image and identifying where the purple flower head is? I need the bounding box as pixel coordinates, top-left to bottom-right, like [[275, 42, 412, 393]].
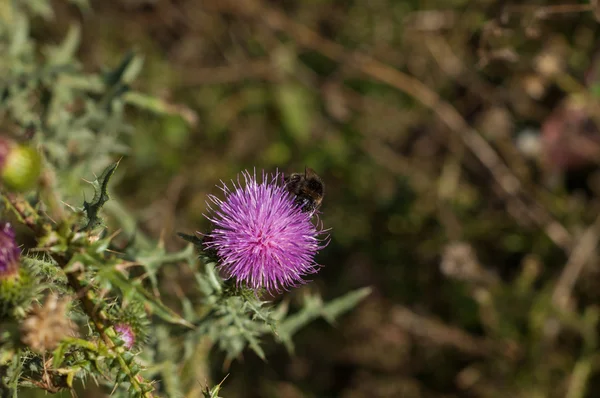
[[0, 223, 20, 279], [114, 323, 135, 349], [203, 170, 327, 293]]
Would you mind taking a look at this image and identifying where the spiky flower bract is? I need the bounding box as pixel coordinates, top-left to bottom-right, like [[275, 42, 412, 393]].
[[203, 170, 326, 293]]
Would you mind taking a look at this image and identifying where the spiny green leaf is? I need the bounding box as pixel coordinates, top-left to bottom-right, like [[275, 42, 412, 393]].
[[205, 262, 223, 293], [9, 17, 29, 57], [68, 0, 91, 12], [81, 161, 119, 231], [240, 290, 276, 330], [46, 24, 81, 65], [320, 286, 372, 323], [97, 267, 193, 328], [277, 287, 372, 353], [226, 301, 266, 360], [21, 0, 54, 19], [52, 343, 68, 368], [203, 375, 228, 398], [103, 51, 136, 87], [134, 242, 197, 298]]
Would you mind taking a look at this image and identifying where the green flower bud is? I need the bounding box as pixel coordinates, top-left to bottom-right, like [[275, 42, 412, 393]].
[[0, 137, 41, 192]]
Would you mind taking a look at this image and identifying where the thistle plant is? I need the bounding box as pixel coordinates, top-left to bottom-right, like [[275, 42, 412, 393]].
[[0, 1, 369, 397]]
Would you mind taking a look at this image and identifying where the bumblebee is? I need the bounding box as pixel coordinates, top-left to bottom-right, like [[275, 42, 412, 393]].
[[284, 167, 325, 213]]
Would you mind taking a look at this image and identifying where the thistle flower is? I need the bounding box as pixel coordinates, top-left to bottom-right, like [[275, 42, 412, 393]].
[[114, 323, 136, 349], [0, 223, 37, 318], [109, 300, 149, 350], [0, 223, 20, 279], [203, 170, 327, 293]]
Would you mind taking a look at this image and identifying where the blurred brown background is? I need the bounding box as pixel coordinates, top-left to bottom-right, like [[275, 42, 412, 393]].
[[40, 0, 600, 396]]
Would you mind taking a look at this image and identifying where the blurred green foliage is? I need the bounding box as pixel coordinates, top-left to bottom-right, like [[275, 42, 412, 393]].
[[80, 0, 600, 397], [7, 0, 600, 396], [0, 1, 368, 396]]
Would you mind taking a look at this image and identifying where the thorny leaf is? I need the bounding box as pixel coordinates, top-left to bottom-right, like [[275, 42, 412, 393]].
[[203, 375, 228, 398], [276, 287, 372, 353], [81, 161, 119, 231], [97, 266, 194, 328]]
